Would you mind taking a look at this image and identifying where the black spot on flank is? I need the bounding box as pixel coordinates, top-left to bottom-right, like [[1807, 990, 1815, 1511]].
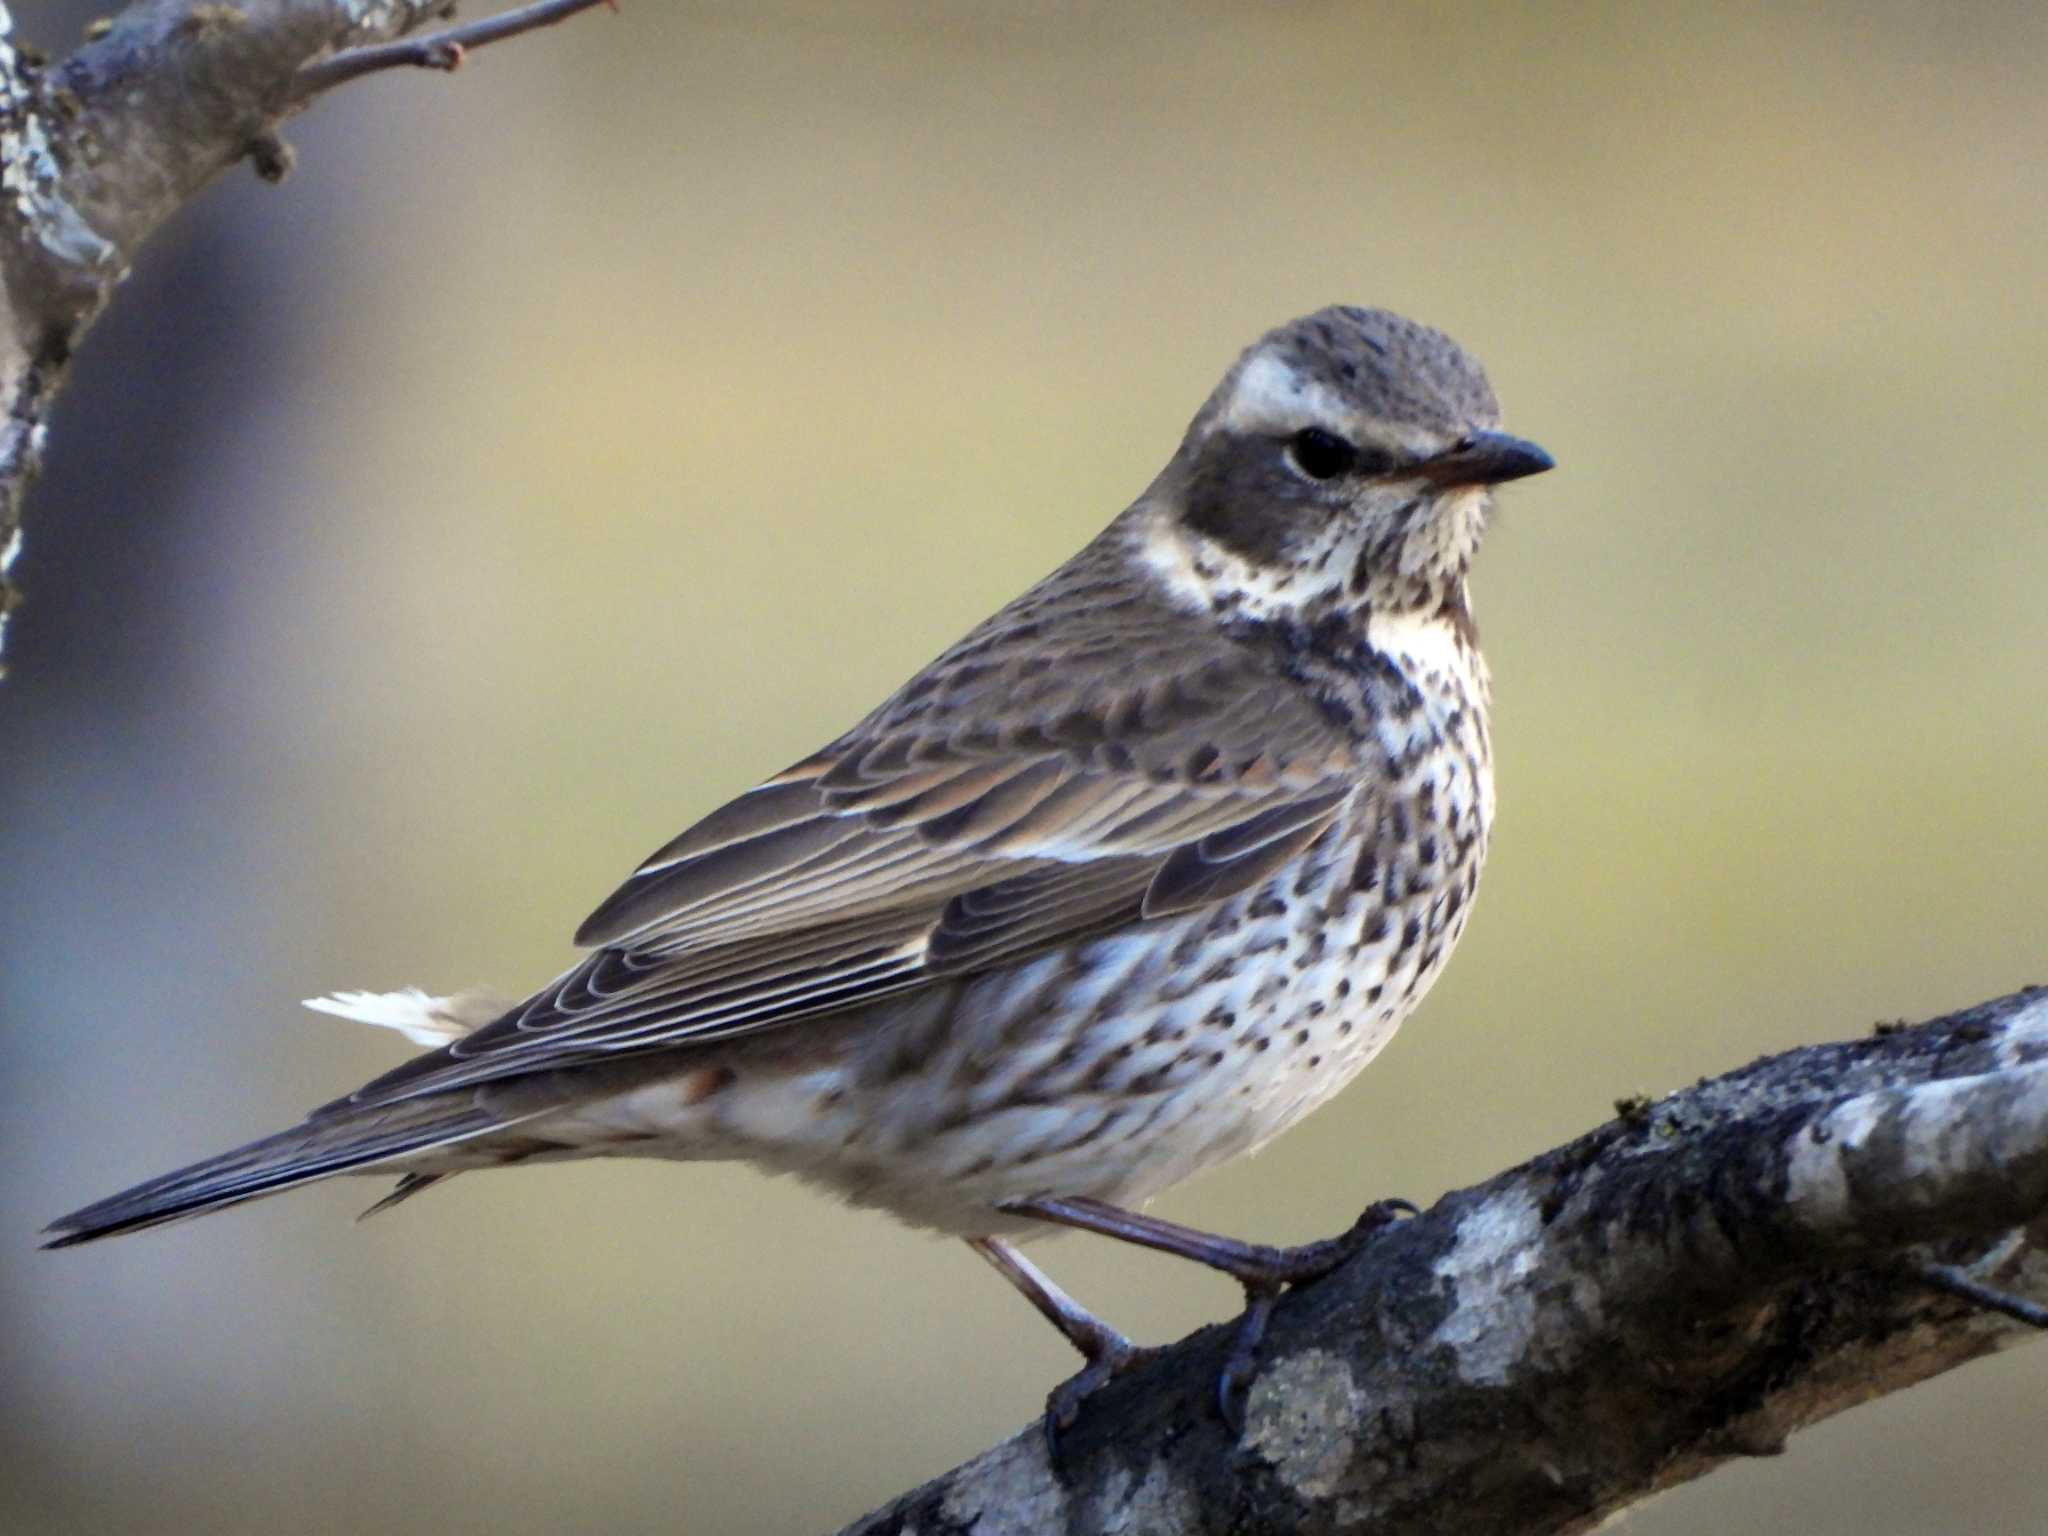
[[1365, 911, 1390, 943], [1254, 1036, 1271, 1052], [1401, 915, 1422, 951], [1336, 979, 1351, 999], [1350, 849, 1379, 892], [1418, 835, 1438, 866], [1366, 984, 1383, 1004], [1295, 1028, 1312, 1047]]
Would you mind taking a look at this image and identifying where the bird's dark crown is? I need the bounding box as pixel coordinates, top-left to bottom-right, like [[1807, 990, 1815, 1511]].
[[1220, 306, 1502, 437]]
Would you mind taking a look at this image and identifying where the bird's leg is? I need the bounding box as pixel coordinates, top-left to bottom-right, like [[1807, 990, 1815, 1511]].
[[967, 1236, 1163, 1467], [998, 1194, 1415, 1429]]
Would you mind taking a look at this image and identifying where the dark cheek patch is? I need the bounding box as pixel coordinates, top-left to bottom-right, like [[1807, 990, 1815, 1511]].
[[1180, 445, 1311, 566]]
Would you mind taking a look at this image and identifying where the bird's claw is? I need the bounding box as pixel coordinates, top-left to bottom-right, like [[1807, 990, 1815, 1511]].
[[1331, 1195, 1418, 1258], [1213, 1196, 1418, 1433], [1271, 1196, 1417, 1280], [1216, 1288, 1281, 1432], [1041, 1332, 1163, 1476]]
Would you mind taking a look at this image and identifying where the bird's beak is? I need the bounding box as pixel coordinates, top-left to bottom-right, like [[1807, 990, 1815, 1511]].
[[1419, 431, 1555, 487]]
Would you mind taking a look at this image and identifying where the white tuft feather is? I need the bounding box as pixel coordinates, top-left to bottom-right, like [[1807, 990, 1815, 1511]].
[[302, 987, 507, 1047]]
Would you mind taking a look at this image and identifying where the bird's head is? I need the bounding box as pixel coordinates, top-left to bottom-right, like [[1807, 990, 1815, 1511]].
[[1144, 306, 1551, 623]]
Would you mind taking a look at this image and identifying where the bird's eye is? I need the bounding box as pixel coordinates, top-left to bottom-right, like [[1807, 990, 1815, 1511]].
[[1286, 427, 1360, 481]]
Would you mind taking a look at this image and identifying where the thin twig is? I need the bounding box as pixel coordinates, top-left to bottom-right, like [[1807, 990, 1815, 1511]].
[[294, 0, 615, 97], [1915, 1261, 2048, 1329]]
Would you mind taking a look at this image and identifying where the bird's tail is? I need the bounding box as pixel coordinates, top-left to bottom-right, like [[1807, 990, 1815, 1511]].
[[42, 1095, 525, 1249]]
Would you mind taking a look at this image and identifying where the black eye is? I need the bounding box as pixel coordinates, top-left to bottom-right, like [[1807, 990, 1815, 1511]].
[[1286, 427, 1356, 480], [1283, 428, 1401, 482]]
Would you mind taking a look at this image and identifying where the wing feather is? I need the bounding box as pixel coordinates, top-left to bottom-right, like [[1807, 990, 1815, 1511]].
[[340, 579, 1368, 1112], [1141, 789, 1349, 919]]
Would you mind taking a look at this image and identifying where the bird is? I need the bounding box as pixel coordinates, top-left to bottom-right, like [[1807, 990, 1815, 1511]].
[[45, 305, 1552, 1436]]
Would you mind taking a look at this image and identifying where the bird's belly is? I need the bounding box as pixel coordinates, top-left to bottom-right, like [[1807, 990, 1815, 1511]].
[[682, 805, 1486, 1237]]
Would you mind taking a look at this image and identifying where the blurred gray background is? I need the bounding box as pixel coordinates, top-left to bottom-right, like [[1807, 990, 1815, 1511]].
[[6, 3, 2046, 1532]]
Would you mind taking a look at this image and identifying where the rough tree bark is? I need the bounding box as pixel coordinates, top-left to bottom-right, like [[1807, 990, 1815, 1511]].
[[0, 0, 609, 674], [842, 986, 2048, 1536]]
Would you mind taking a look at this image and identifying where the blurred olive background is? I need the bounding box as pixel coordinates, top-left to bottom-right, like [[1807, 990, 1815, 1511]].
[[5, 3, 2046, 1532]]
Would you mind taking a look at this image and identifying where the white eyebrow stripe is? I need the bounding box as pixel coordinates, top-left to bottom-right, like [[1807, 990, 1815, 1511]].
[[1220, 350, 1350, 434], [1219, 350, 1452, 462]]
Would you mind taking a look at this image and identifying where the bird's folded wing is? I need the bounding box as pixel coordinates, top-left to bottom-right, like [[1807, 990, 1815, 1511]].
[[333, 659, 1360, 1112]]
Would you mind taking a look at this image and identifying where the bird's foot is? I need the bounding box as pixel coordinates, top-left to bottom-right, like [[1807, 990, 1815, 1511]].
[[1226, 1196, 1420, 1286], [1042, 1321, 1165, 1474], [1213, 1197, 1417, 1432], [985, 1195, 1418, 1447]]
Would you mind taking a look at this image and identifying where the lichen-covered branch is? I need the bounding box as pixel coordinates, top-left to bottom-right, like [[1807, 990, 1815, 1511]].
[[0, 0, 611, 674], [842, 987, 2048, 1536]]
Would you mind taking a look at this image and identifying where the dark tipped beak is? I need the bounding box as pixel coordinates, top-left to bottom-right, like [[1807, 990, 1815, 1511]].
[[1420, 430, 1556, 487]]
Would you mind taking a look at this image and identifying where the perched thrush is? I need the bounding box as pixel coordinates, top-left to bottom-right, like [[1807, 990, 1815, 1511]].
[[48, 305, 1552, 1431]]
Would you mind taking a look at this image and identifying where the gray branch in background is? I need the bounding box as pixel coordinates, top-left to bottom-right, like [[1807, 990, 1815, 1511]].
[[0, 0, 611, 675], [843, 986, 2048, 1536]]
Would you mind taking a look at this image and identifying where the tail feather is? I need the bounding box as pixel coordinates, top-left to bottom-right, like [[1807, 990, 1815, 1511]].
[[42, 1099, 523, 1248], [355, 1172, 452, 1222]]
